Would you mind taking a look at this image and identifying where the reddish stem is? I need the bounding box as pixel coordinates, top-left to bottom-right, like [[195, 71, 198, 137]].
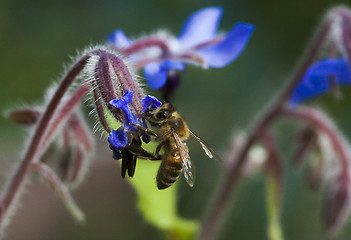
[[71, 145, 84, 182], [134, 58, 163, 69], [123, 37, 170, 57], [40, 85, 89, 149]]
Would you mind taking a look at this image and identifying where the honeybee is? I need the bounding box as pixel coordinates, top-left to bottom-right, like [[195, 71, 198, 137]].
[[139, 103, 222, 189]]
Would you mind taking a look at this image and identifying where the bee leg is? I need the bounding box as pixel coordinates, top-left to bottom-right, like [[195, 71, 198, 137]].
[[129, 123, 157, 137], [139, 141, 165, 161], [128, 144, 162, 160], [133, 141, 165, 161], [155, 141, 165, 156]]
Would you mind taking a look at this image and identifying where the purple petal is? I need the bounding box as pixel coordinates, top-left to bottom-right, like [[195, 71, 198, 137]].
[[196, 22, 254, 68], [144, 60, 185, 89], [178, 7, 223, 49], [142, 95, 162, 112], [290, 58, 351, 106], [106, 29, 131, 48]]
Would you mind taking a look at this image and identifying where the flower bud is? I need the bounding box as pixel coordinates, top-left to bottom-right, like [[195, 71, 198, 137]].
[[322, 173, 351, 233], [293, 126, 317, 167], [6, 108, 41, 126], [303, 152, 323, 191]]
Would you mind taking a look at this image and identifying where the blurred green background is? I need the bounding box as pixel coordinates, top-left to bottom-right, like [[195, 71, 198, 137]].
[[1, 0, 351, 239]]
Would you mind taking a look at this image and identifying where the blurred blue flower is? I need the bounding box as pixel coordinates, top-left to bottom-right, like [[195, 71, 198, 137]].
[[108, 90, 162, 159], [290, 58, 351, 106], [143, 60, 185, 89], [107, 7, 255, 90]]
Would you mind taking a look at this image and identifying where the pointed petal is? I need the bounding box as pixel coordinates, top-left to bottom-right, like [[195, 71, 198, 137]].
[[110, 90, 137, 125], [197, 22, 255, 68], [107, 29, 131, 48], [144, 60, 185, 89], [290, 58, 351, 106], [178, 7, 223, 49], [110, 89, 134, 109]]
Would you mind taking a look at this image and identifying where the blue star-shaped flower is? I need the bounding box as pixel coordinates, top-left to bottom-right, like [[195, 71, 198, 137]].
[[108, 90, 162, 159], [107, 7, 255, 89], [289, 58, 351, 106]]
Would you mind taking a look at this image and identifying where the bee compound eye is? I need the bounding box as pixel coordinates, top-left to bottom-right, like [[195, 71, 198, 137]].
[[156, 110, 169, 119]]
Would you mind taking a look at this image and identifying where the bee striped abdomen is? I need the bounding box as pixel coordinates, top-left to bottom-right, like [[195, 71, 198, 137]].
[[156, 149, 183, 189]]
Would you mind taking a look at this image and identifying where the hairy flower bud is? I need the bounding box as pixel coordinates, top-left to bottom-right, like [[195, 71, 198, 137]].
[[84, 47, 145, 132]]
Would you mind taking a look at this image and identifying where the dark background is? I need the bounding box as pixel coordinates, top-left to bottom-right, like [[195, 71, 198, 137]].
[[1, 0, 351, 239]]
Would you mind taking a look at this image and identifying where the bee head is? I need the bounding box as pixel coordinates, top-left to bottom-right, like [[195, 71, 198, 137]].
[[143, 103, 176, 125]]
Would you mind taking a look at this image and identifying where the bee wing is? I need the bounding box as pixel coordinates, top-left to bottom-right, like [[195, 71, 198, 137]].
[[188, 129, 223, 163], [171, 129, 195, 187]]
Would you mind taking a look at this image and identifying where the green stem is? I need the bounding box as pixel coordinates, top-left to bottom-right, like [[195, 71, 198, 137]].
[[266, 175, 283, 240]]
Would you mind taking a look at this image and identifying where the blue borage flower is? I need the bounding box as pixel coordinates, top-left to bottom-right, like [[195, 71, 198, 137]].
[[108, 90, 162, 160], [290, 58, 351, 106], [107, 7, 255, 90]]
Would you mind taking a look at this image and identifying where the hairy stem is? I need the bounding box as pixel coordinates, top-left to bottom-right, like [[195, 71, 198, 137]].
[[40, 85, 89, 148], [123, 37, 170, 56]]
